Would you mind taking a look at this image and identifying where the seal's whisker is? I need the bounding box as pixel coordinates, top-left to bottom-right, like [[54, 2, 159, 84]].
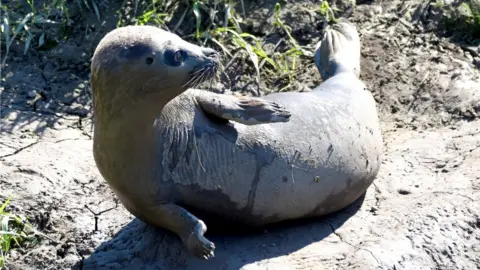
[[194, 70, 209, 87], [198, 65, 215, 87], [197, 67, 210, 85], [185, 70, 205, 89], [206, 65, 219, 91], [183, 67, 207, 88], [191, 67, 207, 76], [205, 69, 215, 90], [191, 63, 215, 88], [191, 68, 208, 85]]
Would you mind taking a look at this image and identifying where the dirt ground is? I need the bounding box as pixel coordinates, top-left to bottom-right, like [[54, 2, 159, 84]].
[[1, 0, 480, 269]]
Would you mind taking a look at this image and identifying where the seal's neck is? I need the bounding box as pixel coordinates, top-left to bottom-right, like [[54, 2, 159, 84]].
[[92, 92, 170, 190]]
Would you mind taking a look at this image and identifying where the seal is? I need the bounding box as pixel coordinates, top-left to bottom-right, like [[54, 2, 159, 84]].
[[90, 20, 383, 260]]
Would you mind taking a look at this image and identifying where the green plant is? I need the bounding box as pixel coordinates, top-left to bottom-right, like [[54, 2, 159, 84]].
[[76, 0, 101, 22], [186, 0, 317, 90], [318, 0, 340, 23], [0, 0, 100, 64], [439, 0, 480, 44], [116, 0, 170, 28], [432, 0, 446, 8], [271, 2, 312, 91], [0, 197, 35, 268], [1, 0, 313, 92], [189, 0, 276, 82]]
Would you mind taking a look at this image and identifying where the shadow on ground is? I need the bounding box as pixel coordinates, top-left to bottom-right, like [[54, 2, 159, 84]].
[[0, 58, 94, 135], [74, 194, 365, 270], [0, 1, 122, 136]]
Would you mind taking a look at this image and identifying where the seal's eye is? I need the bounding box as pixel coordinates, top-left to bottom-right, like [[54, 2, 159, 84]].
[[145, 57, 154, 65], [164, 50, 187, 67], [173, 50, 183, 63]]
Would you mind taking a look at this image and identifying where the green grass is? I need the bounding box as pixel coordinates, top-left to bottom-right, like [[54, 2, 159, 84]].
[[179, 0, 336, 90], [317, 0, 340, 23], [0, 197, 36, 269], [434, 0, 480, 44], [1, 0, 338, 88], [0, 0, 103, 64]]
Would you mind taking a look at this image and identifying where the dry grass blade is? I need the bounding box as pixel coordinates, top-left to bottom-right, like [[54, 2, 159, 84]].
[[82, 0, 92, 10], [91, 0, 101, 21], [216, 27, 260, 81], [38, 33, 45, 48], [209, 36, 233, 57], [3, 14, 11, 53], [2, 12, 34, 65], [24, 32, 33, 55], [11, 13, 33, 47]]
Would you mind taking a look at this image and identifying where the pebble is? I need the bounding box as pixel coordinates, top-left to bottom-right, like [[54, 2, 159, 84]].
[[420, 93, 431, 101], [436, 162, 446, 169], [27, 90, 37, 98], [414, 37, 423, 45], [473, 57, 480, 69], [465, 52, 473, 62], [397, 189, 411, 195], [373, 5, 383, 15], [474, 102, 480, 113]]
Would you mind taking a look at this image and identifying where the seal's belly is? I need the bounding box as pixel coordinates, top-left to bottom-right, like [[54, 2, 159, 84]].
[[155, 88, 382, 226], [245, 88, 383, 223]]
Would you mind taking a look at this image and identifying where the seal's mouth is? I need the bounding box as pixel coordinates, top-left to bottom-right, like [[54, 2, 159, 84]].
[[183, 52, 220, 89]]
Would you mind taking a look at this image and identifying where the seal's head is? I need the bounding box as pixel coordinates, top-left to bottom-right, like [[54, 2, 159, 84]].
[[90, 25, 220, 119]]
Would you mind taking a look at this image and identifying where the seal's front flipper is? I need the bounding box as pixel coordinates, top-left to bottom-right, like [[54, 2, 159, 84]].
[[142, 203, 215, 260], [196, 93, 291, 125]]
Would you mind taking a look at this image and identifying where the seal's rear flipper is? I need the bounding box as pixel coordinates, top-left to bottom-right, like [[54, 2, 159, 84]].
[[141, 203, 215, 260], [314, 21, 361, 81], [196, 92, 291, 125]]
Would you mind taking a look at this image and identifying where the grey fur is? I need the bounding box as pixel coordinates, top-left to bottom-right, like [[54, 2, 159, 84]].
[[90, 21, 383, 260]]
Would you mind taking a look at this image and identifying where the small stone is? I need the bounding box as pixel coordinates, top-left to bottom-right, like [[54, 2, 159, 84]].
[[9, 250, 19, 260], [27, 90, 37, 98], [474, 102, 480, 113], [420, 93, 430, 101], [415, 37, 423, 45], [465, 52, 474, 62], [473, 57, 480, 68], [372, 5, 383, 15], [66, 105, 88, 117], [436, 162, 446, 169], [397, 189, 411, 195]]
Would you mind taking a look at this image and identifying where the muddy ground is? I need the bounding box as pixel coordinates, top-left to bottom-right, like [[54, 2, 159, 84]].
[[1, 0, 480, 269]]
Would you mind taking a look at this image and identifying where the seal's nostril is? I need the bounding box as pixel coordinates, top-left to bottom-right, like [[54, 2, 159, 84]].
[[203, 48, 218, 58]]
